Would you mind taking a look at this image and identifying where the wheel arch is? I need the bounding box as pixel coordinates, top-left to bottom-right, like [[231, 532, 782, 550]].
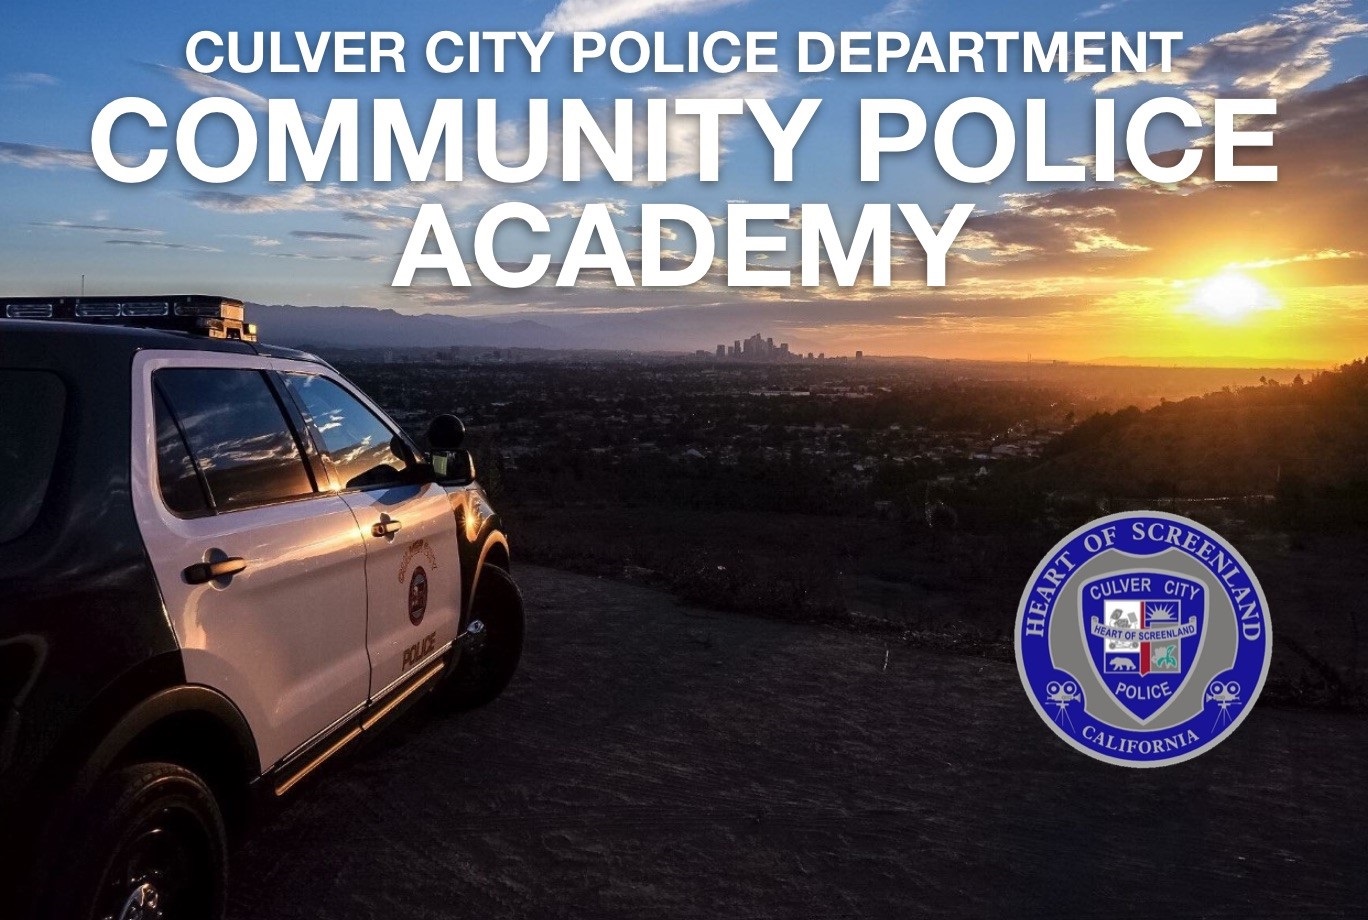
[[468, 531, 511, 618], [79, 683, 261, 835]]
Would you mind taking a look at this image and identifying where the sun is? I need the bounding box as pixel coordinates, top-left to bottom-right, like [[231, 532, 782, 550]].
[[1181, 271, 1281, 322]]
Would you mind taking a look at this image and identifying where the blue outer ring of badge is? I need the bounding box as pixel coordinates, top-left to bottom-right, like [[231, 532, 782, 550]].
[[1015, 510, 1272, 768]]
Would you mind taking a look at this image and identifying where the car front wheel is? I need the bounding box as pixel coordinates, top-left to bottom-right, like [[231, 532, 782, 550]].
[[442, 564, 525, 710]]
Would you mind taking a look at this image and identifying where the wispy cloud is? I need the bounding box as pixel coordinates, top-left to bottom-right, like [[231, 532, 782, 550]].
[[631, 69, 796, 185], [541, 0, 751, 32], [32, 219, 163, 236], [183, 172, 502, 226], [4, 72, 58, 89], [1079, 0, 1130, 19], [263, 251, 392, 264], [862, 1, 920, 29], [105, 239, 220, 253], [342, 211, 414, 231], [0, 141, 95, 170], [1093, 0, 1367, 97], [153, 64, 268, 112], [543, 200, 628, 219], [185, 188, 321, 214], [220, 233, 282, 247], [290, 229, 374, 242], [151, 63, 322, 124]]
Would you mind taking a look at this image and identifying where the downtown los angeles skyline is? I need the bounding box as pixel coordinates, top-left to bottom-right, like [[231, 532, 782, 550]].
[[2, 0, 1368, 363]]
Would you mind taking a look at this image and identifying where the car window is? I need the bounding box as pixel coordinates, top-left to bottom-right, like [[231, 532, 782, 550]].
[[281, 373, 414, 490], [152, 387, 211, 517], [155, 368, 315, 511], [0, 370, 65, 543]]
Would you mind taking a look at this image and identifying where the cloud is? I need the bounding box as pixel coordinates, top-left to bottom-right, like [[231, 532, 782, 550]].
[[151, 64, 323, 124], [543, 200, 628, 220], [154, 64, 269, 112], [937, 75, 1368, 290], [1224, 249, 1362, 271], [105, 239, 220, 253], [624, 224, 679, 240], [185, 188, 319, 214], [0, 141, 95, 170], [342, 211, 414, 231], [541, 0, 751, 32], [862, 1, 920, 29], [32, 219, 162, 236], [1079, 1, 1130, 19], [184, 168, 503, 227], [1093, 0, 1367, 98], [263, 251, 392, 264], [290, 230, 374, 242], [221, 233, 282, 247], [4, 72, 58, 89], [629, 69, 796, 185]]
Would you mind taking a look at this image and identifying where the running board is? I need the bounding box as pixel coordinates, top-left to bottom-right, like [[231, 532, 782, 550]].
[[273, 658, 447, 797]]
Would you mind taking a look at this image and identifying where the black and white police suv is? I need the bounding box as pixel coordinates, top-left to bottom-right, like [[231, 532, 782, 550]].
[[0, 295, 524, 920]]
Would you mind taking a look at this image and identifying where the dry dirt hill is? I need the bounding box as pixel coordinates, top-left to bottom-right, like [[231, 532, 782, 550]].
[[229, 565, 1367, 919]]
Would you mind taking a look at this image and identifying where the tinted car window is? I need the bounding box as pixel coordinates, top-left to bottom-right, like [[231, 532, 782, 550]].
[[0, 370, 65, 543], [282, 373, 414, 490], [153, 387, 211, 516], [156, 368, 315, 511]]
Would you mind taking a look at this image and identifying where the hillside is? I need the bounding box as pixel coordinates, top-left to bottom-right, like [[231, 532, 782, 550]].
[[228, 565, 1367, 920], [1029, 358, 1368, 499]]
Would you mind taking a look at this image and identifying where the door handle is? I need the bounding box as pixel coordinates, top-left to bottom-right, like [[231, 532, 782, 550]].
[[184, 557, 247, 585], [372, 518, 403, 538]]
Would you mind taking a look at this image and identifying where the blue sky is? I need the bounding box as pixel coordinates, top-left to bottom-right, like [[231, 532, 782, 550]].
[[3, 1, 1367, 360]]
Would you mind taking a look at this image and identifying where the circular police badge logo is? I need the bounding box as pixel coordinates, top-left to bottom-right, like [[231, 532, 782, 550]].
[[408, 566, 429, 626], [1016, 511, 1271, 767]]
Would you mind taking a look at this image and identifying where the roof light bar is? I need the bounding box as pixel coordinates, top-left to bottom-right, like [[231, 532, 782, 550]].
[[0, 295, 257, 342], [5, 302, 54, 319]]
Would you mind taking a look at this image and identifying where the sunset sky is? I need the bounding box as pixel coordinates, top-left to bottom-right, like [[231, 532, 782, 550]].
[[3, 0, 1367, 363]]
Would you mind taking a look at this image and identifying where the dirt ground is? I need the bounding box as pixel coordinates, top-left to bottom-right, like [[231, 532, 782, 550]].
[[229, 565, 1368, 920]]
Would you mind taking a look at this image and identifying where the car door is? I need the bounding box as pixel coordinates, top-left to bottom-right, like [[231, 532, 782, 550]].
[[130, 353, 372, 769], [278, 370, 462, 700]]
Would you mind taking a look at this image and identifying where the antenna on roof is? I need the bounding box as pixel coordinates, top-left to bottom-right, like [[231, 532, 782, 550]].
[[81, 274, 85, 296]]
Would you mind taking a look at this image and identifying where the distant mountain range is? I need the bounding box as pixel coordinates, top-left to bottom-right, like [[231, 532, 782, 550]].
[[249, 303, 605, 351], [249, 301, 802, 354]]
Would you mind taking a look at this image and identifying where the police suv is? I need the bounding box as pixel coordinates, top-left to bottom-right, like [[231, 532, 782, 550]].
[[0, 296, 524, 920]]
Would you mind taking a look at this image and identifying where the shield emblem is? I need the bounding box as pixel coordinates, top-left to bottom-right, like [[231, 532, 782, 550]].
[[1080, 571, 1206, 722]]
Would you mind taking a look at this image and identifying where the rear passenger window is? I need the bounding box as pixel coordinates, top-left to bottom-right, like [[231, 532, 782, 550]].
[[155, 368, 315, 511], [153, 388, 211, 517]]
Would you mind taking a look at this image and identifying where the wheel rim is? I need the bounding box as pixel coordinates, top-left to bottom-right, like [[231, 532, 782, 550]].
[[95, 807, 214, 920]]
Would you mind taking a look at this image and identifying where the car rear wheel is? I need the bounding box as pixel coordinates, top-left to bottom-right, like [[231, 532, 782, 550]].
[[45, 762, 227, 920], [443, 564, 525, 710]]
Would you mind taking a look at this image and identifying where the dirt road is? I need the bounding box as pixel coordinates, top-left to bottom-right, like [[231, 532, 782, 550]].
[[229, 565, 1367, 919]]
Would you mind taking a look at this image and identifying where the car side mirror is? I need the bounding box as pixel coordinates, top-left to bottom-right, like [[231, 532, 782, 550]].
[[426, 415, 475, 484], [432, 449, 476, 485]]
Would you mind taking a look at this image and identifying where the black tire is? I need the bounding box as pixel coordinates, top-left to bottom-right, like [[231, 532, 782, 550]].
[[443, 564, 525, 710], [43, 762, 228, 920]]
